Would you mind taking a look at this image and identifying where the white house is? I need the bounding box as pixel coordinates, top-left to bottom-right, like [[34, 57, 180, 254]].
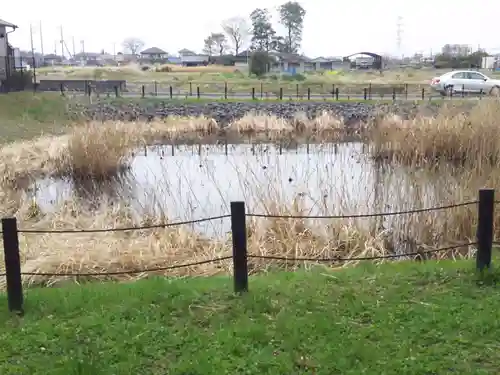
[[0, 18, 18, 82]]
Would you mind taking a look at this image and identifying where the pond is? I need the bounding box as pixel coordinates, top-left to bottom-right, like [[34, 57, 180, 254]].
[[29, 142, 464, 237]]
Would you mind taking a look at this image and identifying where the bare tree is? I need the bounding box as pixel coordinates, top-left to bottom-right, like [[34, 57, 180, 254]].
[[222, 17, 250, 55], [211, 33, 228, 56], [122, 37, 145, 55], [203, 35, 216, 57]]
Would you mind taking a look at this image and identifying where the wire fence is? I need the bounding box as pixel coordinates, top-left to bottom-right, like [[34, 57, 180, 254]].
[[0, 188, 496, 315], [55, 80, 489, 102]]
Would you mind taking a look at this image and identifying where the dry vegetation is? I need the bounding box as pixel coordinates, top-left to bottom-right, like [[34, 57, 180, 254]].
[[1, 101, 500, 288], [370, 99, 500, 166]]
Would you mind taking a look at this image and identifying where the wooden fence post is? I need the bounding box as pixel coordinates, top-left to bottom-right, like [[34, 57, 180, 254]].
[[2, 218, 23, 314], [230, 201, 248, 293], [476, 189, 494, 271]]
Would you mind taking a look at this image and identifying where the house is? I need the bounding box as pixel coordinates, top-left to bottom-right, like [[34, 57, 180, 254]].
[[0, 18, 18, 84], [115, 52, 138, 64], [310, 56, 346, 71], [73, 52, 117, 66], [42, 53, 64, 66], [180, 54, 209, 67], [140, 47, 168, 61], [178, 48, 196, 56], [269, 53, 314, 73], [167, 56, 182, 64]]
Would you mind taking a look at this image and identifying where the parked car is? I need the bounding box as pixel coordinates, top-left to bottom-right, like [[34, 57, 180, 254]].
[[429, 70, 500, 96]]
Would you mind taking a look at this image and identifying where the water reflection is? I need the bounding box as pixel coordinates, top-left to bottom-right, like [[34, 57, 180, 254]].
[[30, 142, 473, 238]]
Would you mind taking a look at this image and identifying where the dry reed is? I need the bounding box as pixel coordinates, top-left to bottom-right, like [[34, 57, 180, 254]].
[[2, 103, 499, 288], [0, 159, 487, 289], [370, 99, 500, 166], [0, 113, 354, 188]]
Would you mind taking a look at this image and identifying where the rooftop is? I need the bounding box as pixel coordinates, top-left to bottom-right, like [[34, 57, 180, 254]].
[[0, 19, 18, 29], [141, 47, 167, 55]]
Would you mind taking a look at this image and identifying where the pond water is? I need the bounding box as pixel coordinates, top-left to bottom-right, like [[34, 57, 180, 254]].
[[30, 142, 460, 236]]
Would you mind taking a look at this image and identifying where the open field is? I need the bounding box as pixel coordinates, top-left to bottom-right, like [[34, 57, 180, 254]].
[[1, 261, 499, 374], [37, 65, 500, 97]]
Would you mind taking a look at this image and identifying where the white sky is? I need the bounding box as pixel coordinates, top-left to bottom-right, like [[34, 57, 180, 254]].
[[3, 0, 499, 57]]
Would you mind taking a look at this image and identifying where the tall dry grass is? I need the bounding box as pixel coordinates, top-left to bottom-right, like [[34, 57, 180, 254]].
[[0, 113, 355, 187], [0, 158, 490, 289], [370, 99, 500, 166]]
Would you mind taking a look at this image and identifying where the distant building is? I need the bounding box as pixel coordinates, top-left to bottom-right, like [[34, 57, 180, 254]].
[[181, 54, 209, 67], [441, 44, 472, 57], [178, 48, 196, 56], [140, 47, 168, 61]]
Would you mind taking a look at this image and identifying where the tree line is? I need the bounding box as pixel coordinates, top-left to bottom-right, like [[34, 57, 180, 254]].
[[203, 2, 306, 57]]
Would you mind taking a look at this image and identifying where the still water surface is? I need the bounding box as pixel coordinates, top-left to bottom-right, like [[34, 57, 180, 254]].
[[30, 143, 455, 235]]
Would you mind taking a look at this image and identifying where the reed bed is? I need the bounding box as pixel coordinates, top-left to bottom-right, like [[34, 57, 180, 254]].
[[0, 159, 491, 289], [0, 112, 354, 187], [1, 101, 499, 288], [370, 99, 500, 167]]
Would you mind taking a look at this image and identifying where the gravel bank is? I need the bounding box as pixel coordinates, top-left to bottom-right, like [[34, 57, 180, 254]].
[[78, 100, 445, 126]]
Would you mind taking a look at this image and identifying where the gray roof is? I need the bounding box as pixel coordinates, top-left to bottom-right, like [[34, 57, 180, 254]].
[[0, 19, 17, 28], [141, 47, 167, 55]]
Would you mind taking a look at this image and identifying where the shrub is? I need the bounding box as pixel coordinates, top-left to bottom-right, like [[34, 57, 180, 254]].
[[249, 51, 271, 77], [155, 65, 173, 73]]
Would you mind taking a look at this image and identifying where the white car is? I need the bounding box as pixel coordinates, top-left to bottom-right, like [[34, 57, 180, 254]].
[[430, 70, 500, 96]]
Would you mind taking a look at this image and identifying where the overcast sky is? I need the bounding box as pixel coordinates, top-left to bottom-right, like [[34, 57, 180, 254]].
[[3, 0, 499, 58]]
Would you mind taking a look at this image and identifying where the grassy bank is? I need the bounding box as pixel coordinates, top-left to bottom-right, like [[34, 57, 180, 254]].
[[0, 261, 498, 374], [0, 92, 78, 143]]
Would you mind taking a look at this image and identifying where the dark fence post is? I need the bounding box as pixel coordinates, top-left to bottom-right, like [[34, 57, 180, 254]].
[[332, 84, 335, 99], [2, 218, 23, 314], [404, 83, 408, 100], [114, 85, 119, 98], [189, 82, 193, 96], [461, 84, 465, 98], [392, 87, 396, 101], [169, 86, 173, 99], [230, 201, 248, 293], [296, 84, 299, 99], [363, 87, 367, 100], [335, 87, 339, 100], [251, 87, 255, 100], [60, 83, 65, 96], [307, 87, 311, 100], [224, 82, 228, 100], [141, 85, 145, 98], [279, 87, 283, 100], [476, 189, 494, 271], [421, 88, 425, 100], [368, 83, 372, 100], [154, 81, 158, 96], [197, 86, 200, 99]]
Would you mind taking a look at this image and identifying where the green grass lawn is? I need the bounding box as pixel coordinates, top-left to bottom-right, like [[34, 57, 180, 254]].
[[0, 260, 499, 375], [0, 92, 77, 143]]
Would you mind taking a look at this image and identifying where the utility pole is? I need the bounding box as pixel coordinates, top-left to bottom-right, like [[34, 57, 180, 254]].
[[396, 16, 403, 59], [60, 25, 65, 60], [39, 21, 44, 57], [29, 24, 37, 90]]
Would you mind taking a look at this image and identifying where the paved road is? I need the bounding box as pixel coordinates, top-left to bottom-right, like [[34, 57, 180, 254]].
[[79, 91, 468, 101]]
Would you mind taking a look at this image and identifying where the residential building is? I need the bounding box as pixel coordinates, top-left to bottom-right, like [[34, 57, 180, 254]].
[[140, 47, 168, 61], [310, 56, 345, 70], [0, 18, 18, 83], [180, 54, 209, 67], [178, 48, 196, 56]]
